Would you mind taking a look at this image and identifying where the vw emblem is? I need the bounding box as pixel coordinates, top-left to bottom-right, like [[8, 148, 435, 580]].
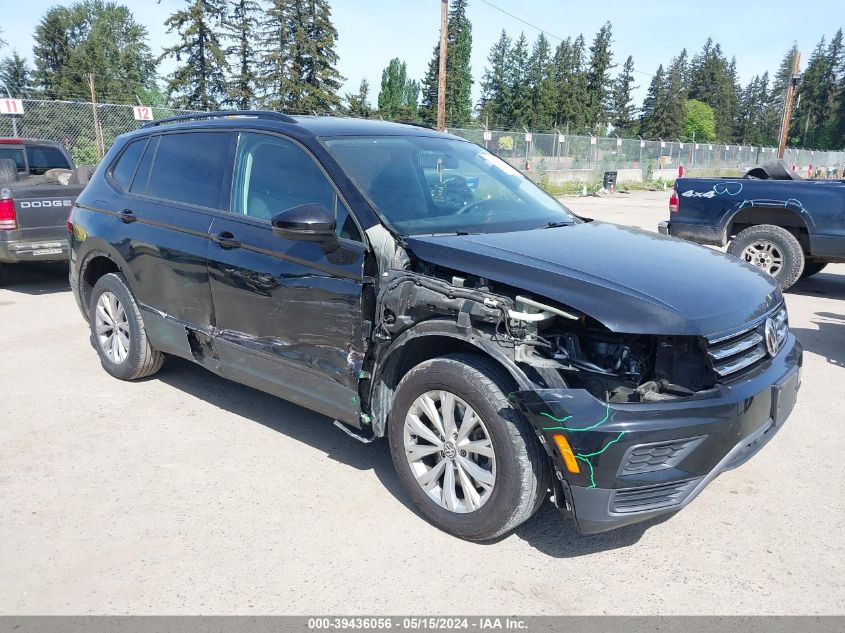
[[764, 318, 779, 357], [443, 441, 457, 459]]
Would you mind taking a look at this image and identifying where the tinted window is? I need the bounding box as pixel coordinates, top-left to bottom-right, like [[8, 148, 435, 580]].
[[0, 147, 26, 172], [26, 145, 71, 175], [111, 139, 147, 190], [130, 136, 158, 195], [231, 132, 361, 240], [147, 132, 229, 208]]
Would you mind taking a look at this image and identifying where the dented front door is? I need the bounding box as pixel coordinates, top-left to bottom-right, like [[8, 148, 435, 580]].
[[206, 214, 367, 425]]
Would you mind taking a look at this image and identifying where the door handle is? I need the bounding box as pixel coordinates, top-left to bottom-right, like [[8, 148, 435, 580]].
[[211, 231, 241, 249], [119, 208, 136, 223]]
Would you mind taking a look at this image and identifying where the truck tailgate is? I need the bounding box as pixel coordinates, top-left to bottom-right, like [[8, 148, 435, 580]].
[[10, 184, 80, 229]]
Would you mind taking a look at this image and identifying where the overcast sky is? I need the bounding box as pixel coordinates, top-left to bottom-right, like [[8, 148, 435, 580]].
[[0, 0, 838, 108]]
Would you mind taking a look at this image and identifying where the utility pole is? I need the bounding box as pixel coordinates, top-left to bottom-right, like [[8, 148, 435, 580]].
[[777, 50, 801, 159], [436, 0, 448, 131], [87, 73, 105, 159]]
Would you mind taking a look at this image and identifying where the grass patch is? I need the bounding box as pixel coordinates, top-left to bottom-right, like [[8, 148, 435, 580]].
[[540, 178, 676, 197]]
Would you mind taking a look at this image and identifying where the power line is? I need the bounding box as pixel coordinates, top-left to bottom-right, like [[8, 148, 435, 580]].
[[477, 0, 656, 80]]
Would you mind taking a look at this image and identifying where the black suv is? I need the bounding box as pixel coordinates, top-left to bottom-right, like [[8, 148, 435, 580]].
[[70, 112, 802, 540]]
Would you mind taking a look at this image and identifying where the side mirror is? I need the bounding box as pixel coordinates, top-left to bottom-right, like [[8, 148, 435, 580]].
[[271, 203, 336, 242]]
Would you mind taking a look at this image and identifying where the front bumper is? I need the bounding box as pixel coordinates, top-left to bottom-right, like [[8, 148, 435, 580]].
[[511, 334, 802, 534]]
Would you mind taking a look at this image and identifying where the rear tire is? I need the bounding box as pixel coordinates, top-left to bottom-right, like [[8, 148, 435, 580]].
[[387, 353, 550, 541], [728, 224, 804, 290], [800, 261, 827, 279], [89, 273, 164, 380]]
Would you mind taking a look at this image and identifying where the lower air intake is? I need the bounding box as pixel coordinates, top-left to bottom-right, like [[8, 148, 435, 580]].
[[610, 479, 700, 513]]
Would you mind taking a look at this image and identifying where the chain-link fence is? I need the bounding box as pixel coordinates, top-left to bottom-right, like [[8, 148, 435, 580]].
[[2, 99, 844, 184], [448, 128, 845, 184]]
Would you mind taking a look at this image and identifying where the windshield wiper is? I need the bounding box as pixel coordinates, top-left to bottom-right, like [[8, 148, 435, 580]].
[[536, 221, 574, 229]]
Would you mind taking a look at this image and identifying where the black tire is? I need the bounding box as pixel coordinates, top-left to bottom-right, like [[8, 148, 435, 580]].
[[0, 158, 18, 185], [728, 224, 804, 290], [88, 273, 164, 380], [800, 261, 828, 279], [387, 353, 550, 541]]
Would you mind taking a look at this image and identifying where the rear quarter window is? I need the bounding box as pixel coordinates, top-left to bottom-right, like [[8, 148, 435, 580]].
[[110, 139, 148, 190], [146, 132, 230, 209]]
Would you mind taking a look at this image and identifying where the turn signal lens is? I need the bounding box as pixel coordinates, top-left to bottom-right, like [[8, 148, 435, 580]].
[[552, 433, 580, 474]]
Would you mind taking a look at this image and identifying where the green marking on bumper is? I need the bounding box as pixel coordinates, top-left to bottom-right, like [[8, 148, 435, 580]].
[[540, 404, 611, 432]]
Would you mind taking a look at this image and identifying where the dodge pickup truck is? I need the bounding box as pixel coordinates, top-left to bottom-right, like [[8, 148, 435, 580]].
[[0, 138, 92, 283], [659, 159, 845, 289]]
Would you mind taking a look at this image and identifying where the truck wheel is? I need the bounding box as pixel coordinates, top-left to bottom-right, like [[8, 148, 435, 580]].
[[800, 262, 827, 279], [0, 159, 18, 185], [89, 273, 164, 380], [387, 353, 550, 541], [728, 224, 804, 290]]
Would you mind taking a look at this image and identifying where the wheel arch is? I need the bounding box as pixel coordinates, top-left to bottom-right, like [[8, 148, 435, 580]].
[[77, 244, 130, 319], [724, 205, 814, 252], [367, 320, 535, 438]]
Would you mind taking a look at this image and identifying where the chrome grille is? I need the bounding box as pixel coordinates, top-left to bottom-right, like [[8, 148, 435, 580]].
[[705, 305, 788, 380]]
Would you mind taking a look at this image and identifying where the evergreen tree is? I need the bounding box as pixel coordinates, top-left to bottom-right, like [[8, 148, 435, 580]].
[[664, 50, 689, 139], [585, 22, 614, 131], [343, 79, 371, 118], [224, 0, 261, 109], [639, 64, 669, 138], [526, 33, 555, 130], [33, 1, 155, 103], [403, 79, 421, 120], [161, 0, 229, 110], [688, 40, 737, 139], [610, 55, 637, 135], [258, 0, 343, 112], [32, 7, 72, 98], [506, 32, 531, 128], [794, 36, 828, 147], [420, 0, 473, 127], [378, 58, 409, 119], [0, 52, 33, 98], [551, 35, 588, 130], [478, 29, 512, 127]]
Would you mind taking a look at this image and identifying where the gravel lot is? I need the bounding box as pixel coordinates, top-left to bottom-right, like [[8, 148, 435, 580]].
[[1, 191, 843, 615]]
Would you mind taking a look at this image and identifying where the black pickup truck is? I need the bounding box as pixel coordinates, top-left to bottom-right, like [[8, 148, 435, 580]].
[[0, 138, 92, 283], [659, 160, 845, 289]]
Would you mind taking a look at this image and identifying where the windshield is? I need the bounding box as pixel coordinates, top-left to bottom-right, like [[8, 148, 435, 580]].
[[323, 136, 577, 235]]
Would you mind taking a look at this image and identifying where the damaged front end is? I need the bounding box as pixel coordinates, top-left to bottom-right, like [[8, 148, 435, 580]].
[[363, 234, 802, 534]]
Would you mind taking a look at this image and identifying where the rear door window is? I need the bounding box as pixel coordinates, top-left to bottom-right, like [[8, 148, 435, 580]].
[[146, 132, 230, 209], [25, 145, 71, 175], [111, 139, 148, 190]]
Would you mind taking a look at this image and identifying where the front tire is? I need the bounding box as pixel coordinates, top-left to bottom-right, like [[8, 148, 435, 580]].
[[89, 273, 164, 380], [728, 224, 804, 290], [387, 353, 550, 541]]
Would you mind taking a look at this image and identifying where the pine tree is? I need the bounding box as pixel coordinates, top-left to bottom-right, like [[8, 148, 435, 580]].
[[32, 2, 155, 103], [526, 33, 554, 130], [224, 0, 261, 109], [639, 64, 669, 138], [32, 7, 72, 98], [610, 55, 637, 136], [420, 0, 473, 127], [258, 0, 343, 112], [507, 32, 531, 128], [343, 79, 371, 118], [794, 36, 828, 146], [161, 0, 229, 110], [585, 22, 614, 132], [664, 50, 689, 139], [478, 29, 511, 127], [378, 58, 409, 119], [551, 35, 588, 130], [0, 52, 33, 98]]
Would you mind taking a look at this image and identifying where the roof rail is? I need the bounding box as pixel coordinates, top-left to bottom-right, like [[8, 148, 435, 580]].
[[142, 110, 298, 128]]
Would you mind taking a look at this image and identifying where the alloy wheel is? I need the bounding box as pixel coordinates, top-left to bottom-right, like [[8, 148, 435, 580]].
[[403, 390, 496, 513], [94, 291, 130, 364], [740, 240, 784, 275]]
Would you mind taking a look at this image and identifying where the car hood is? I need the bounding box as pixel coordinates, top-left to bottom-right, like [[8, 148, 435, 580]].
[[405, 221, 781, 336]]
